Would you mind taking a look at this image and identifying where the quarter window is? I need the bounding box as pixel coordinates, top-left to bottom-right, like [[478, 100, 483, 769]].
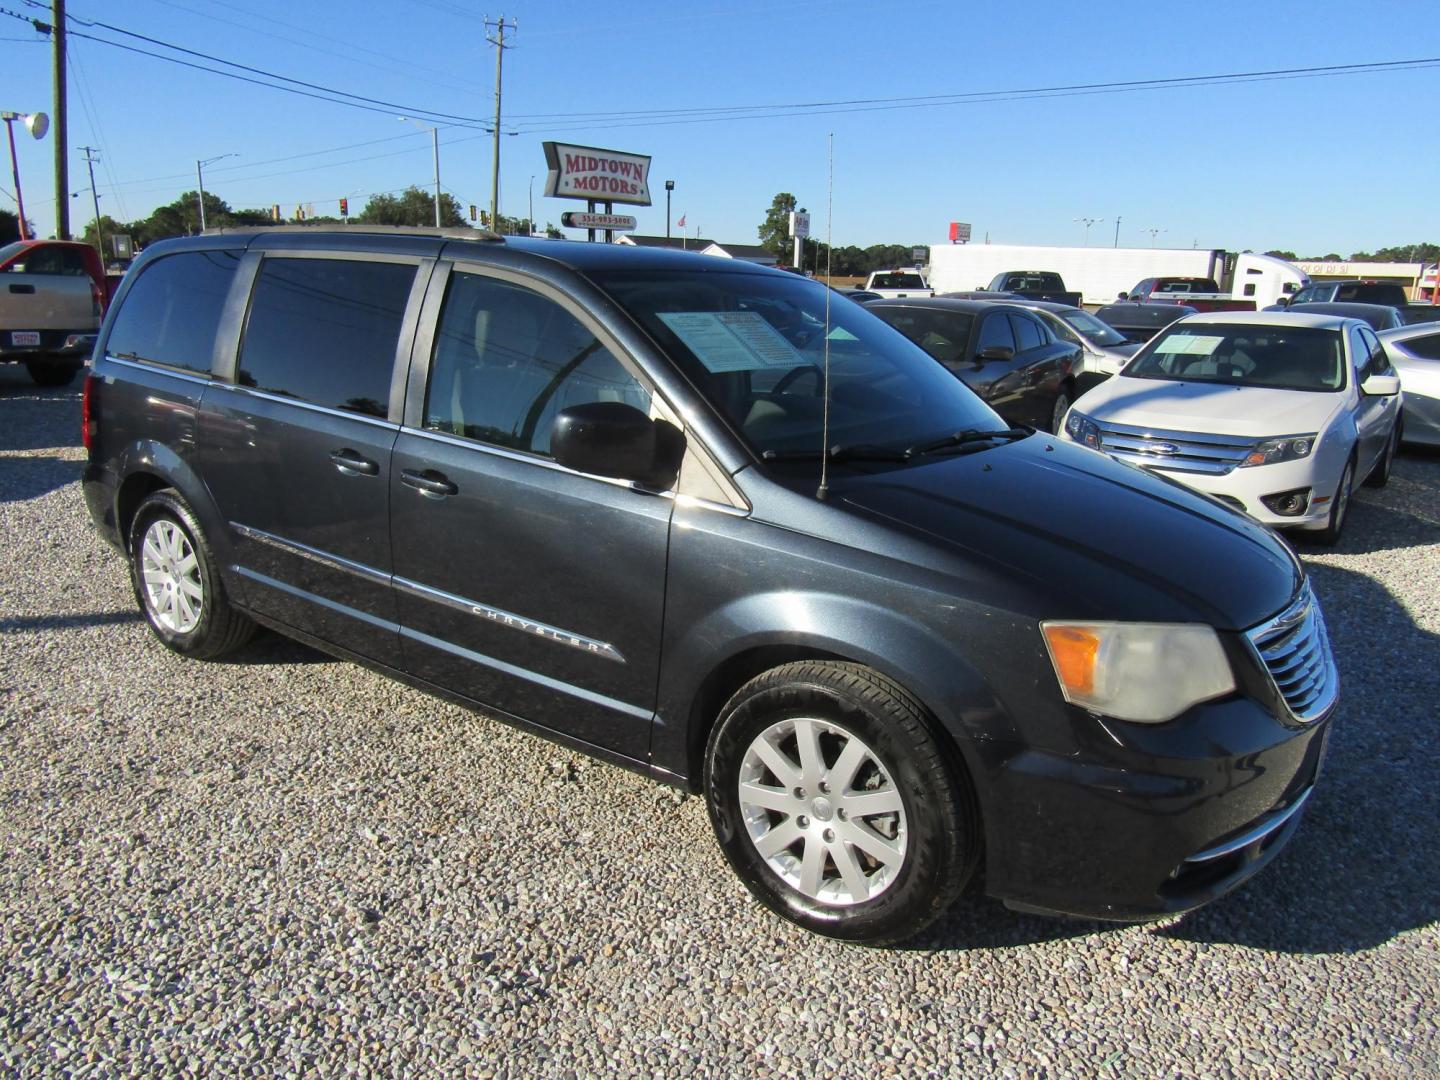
[[977, 313, 1016, 354], [238, 257, 415, 418], [1405, 332, 1440, 361], [106, 250, 242, 374], [424, 272, 651, 456]]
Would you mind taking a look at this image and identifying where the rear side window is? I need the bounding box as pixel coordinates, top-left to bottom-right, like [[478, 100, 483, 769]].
[[424, 271, 650, 456], [106, 250, 242, 374], [1010, 313, 1045, 351], [1405, 332, 1440, 360], [238, 257, 415, 418], [977, 313, 1016, 353]]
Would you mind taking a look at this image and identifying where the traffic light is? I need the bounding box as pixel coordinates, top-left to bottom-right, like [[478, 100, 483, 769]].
[[479, 210, 489, 227], [469, 204, 477, 222], [339, 197, 349, 217], [271, 204, 281, 222]]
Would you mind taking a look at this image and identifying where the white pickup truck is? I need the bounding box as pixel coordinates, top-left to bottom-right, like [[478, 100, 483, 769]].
[[864, 268, 933, 300], [1, 239, 104, 386]]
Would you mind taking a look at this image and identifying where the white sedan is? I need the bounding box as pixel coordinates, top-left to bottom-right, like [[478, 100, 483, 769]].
[[1060, 311, 1403, 544], [1379, 322, 1440, 446]]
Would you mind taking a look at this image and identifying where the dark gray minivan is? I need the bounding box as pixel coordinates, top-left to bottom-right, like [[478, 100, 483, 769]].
[[84, 227, 1338, 944]]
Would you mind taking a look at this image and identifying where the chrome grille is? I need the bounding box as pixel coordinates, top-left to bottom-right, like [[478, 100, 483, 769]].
[[1246, 585, 1338, 723], [1094, 419, 1256, 475]]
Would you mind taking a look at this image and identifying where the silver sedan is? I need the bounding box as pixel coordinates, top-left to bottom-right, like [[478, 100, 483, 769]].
[[1380, 323, 1440, 446]]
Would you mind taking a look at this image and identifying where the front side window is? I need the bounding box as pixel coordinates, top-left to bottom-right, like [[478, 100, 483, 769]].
[[593, 270, 1002, 458], [107, 250, 242, 374], [1010, 313, 1045, 352], [1125, 324, 1345, 392], [977, 313, 1016, 353], [238, 257, 416, 418], [424, 272, 651, 456]]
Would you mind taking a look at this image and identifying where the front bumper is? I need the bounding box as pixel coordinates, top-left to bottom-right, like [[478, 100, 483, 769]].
[[1140, 458, 1337, 529], [982, 690, 1335, 922]]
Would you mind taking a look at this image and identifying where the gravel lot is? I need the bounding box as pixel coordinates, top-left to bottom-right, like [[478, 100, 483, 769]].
[[2, 364, 1437, 1078]]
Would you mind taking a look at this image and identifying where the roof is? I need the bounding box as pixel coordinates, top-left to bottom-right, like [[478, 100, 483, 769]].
[[139, 228, 791, 278], [1179, 310, 1356, 330], [867, 297, 1008, 315], [618, 234, 718, 251]]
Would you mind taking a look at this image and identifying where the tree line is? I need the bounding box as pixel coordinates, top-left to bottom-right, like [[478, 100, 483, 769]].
[[1, 187, 557, 259]]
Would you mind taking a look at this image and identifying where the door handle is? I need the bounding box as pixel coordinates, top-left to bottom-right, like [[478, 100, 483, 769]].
[[8, 283, 35, 294], [329, 449, 379, 476], [401, 468, 458, 498]]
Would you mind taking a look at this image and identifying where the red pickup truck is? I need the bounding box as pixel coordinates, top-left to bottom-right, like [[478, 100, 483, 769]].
[[1118, 276, 1257, 313]]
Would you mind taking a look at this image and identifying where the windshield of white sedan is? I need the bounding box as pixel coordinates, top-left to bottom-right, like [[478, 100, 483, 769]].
[[593, 270, 1001, 457], [1125, 325, 1345, 392]]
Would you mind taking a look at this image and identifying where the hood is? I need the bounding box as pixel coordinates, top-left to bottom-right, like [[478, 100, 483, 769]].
[[836, 436, 1300, 630], [1076, 376, 1342, 437]]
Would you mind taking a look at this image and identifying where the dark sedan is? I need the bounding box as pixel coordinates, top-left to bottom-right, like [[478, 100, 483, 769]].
[[1285, 301, 1405, 332], [868, 297, 1082, 433]]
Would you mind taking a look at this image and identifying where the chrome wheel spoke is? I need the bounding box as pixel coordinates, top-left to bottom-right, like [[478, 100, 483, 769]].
[[178, 575, 204, 602], [750, 737, 802, 790], [828, 739, 868, 792], [142, 568, 169, 588], [798, 837, 826, 897], [843, 787, 903, 818], [831, 839, 871, 902], [793, 718, 825, 786], [738, 781, 793, 815], [840, 819, 903, 867], [754, 819, 802, 859]]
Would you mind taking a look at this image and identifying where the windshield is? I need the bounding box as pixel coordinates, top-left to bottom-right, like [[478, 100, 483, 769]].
[[1124, 324, 1345, 392], [1060, 309, 1128, 347], [870, 272, 926, 289], [592, 269, 1002, 458], [0, 241, 30, 269]]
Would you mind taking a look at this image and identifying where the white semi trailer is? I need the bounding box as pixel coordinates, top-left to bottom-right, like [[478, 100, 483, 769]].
[[928, 243, 1307, 309]]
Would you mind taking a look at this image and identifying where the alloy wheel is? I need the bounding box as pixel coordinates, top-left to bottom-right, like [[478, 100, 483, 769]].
[[737, 717, 908, 906], [140, 519, 204, 634]]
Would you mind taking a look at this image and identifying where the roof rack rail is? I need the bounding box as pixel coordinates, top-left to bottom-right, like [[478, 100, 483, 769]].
[[201, 223, 505, 242]]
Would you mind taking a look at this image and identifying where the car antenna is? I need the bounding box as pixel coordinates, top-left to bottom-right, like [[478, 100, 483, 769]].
[[817, 133, 835, 501]]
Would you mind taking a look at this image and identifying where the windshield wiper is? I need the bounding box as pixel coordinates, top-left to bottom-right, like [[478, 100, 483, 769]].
[[906, 427, 1032, 457], [763, 442, 911, 464]]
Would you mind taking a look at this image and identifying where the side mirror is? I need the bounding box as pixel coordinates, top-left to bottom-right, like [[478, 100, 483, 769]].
[[1360, 373, 1400, 397], [1117, 291, 1129, 301], [552, 401, 686, 489], [976, 345, 1016, 363], [1273, 296, 1290, 308]]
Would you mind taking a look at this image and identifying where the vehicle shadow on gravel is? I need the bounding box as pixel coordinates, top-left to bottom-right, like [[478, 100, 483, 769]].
[[217, 629, 337, 666], [0, 455, 81, 502], [1160, 561, 1440, 954], [0, 383, 83, 451], [0, 610, 142, 632]]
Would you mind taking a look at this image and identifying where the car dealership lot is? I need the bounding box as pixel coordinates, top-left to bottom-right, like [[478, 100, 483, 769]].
[[2, 368, 1437, 1076]]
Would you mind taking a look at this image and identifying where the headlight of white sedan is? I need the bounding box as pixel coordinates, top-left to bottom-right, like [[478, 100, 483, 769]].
[[1064, 409, 1102, 448], [1240, 434, 1316, 468], [1041, 621, 1236, 723]]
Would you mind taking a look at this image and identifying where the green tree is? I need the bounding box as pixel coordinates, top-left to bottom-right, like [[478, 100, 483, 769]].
[[133, 190, 236, 245], [77, 214, 129, 256], [757, 192, 798, 260], [1264, 250, 1298, 261], [0, 208, 35, 243], [358, 186, 464, 228]]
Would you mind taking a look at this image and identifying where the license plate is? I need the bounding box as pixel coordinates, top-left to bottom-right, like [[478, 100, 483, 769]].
[[10, 331, 41, 347]]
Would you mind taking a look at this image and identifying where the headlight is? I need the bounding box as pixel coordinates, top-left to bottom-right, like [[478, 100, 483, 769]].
[[1064, 409, 1102, 448], [1240, 434, 1316, 468], [1041, 621, 1235, 723]]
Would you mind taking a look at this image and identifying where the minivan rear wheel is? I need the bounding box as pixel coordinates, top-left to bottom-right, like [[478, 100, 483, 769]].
[[129, 490, 256, 659], [704, 661, 979, 945]]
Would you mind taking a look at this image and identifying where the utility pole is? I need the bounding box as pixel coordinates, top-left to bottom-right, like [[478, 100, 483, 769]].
[[79, 144, 103, 258], [485, 15, 515, 229], [52, 0, 69, 239], [1113, 216, 1121, 248]]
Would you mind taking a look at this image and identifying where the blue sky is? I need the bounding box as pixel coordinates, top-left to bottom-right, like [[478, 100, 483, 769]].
[[3, 0, 1437, 256]]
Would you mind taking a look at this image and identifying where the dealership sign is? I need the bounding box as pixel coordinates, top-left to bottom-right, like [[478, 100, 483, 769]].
[[543, 142, 652, 206], [561, 211, 637, 231]]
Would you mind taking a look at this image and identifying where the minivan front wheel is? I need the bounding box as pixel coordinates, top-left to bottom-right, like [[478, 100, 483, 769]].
[[129, 490, 255, 659], [704, 661, 979, 945]]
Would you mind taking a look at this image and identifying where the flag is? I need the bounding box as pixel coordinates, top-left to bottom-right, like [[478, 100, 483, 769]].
[[676, 214, 686, 228]]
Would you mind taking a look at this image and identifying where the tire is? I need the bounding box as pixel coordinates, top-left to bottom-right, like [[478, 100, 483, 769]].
[[1363, 423, 1399, 488], [704, 661, 980, 945], [1312, 458, 1354, 547], [128, 490, 256, 659], [1049, 386, 1072, 435], [25, 359, 80, 388]]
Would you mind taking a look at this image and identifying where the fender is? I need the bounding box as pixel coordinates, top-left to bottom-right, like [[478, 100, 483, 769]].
[[652, 587, 1026, 798]]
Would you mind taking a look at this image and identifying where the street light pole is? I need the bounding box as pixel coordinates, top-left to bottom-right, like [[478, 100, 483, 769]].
[[665, 179, 674, 240], [3, 115, 27, 240], [1074, 216, 1103, 246], [196, 153, 237, 232], [528, 174, 534, 236], [398, 118, 442, 227], [2, 110, 48, 241]]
